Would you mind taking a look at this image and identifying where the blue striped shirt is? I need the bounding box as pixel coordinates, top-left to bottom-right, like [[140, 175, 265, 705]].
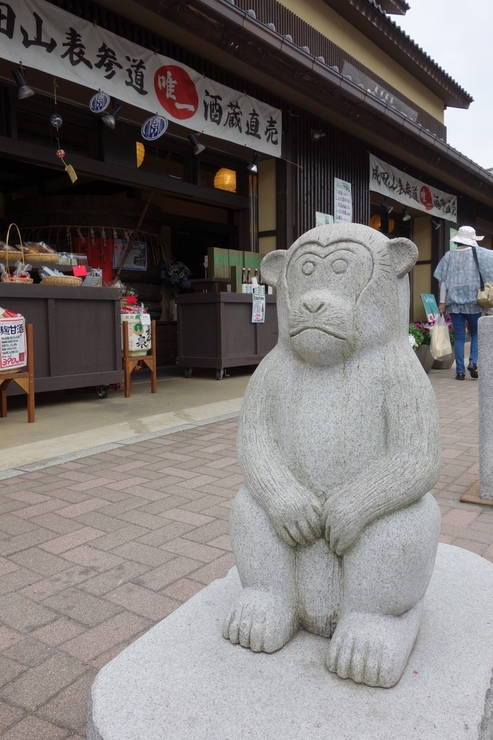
[[433, 246, 493, 314]]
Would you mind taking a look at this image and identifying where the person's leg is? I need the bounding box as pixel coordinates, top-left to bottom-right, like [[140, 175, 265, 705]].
[[450, 313, 466, 374], [465, 312, 482, 370]]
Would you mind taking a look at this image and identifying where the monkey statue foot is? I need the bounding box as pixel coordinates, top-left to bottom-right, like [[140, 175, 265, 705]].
[[222, 588, 298, 654], [326, 602, 423, 688]]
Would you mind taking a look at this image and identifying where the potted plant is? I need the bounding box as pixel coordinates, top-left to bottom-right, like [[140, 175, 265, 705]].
[[160, 261, 192, 321], [408, 321, 433, 373]]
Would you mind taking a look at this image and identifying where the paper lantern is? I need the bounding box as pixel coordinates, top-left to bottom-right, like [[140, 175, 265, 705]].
[[136, 142, 145, 168], [214, 168, 237, 192], [370, 214, 394, 233]]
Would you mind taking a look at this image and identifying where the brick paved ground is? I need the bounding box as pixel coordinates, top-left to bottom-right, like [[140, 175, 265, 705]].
[[0, 367, 491, 738]]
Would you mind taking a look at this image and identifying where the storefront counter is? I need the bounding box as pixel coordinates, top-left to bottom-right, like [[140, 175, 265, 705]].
[[176, 292, 278, 379], [0, 284, 122, 394]]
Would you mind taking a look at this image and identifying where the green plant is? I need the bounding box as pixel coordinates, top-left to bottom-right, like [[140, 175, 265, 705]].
[[409, 318, 455, 348], [409, 322, 431, 346]]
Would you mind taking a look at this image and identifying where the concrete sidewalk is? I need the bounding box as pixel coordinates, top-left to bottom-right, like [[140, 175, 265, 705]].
[[0, 366, 491, 739]]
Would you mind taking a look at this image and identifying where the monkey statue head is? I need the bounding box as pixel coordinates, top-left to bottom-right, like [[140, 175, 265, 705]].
[[261, 223, 418, 367]]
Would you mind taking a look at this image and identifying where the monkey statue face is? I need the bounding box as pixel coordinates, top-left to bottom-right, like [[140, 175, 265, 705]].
[[261, 224, 418, 368], [286, 240, 373, 366]]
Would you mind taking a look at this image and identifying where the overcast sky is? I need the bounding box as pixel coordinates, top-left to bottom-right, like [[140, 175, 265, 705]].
[[396, 0, 493, 170]]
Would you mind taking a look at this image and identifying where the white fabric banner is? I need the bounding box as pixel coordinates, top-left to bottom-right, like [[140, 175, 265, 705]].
[[369, 154, 457, 223], [0, 0, 282, 157]]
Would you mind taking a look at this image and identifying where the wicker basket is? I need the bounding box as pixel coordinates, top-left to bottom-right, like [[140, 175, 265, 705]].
[[0, 224, 34, 282], [22, 253, 59, 264], [40, 276, 83, 286]]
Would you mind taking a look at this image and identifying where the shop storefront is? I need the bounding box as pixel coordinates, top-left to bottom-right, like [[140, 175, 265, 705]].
[[1, 0, 493, 389]]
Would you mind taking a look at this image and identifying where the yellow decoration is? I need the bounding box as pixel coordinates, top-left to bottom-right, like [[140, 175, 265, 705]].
[[214, 168, 236, 192], [370, 214, 394, 233], [136, 142, 145, 168]]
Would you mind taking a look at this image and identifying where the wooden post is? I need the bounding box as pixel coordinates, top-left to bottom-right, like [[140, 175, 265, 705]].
[[122, 320, 131, 398], [151, 320, 157, 394], [26, 323, 35, 423]]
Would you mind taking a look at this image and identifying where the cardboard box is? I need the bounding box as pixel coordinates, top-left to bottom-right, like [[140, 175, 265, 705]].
[[208, 247, 229, 278], [230, 265, 243, 293]]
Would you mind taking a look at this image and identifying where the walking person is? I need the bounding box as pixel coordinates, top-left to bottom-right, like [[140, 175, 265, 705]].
[[434, 226, 493, 380]]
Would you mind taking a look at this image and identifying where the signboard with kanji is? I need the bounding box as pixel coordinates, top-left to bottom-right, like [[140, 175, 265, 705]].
[[0, 314, 26, 370], [0, 0, 282, 157]]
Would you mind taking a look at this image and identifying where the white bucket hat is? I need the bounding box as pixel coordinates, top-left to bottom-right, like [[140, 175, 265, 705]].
[[451, 225, 484, 247]]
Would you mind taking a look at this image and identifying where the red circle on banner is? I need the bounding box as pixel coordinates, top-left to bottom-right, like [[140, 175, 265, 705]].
[[419, 185, 433, 211], [154, 65, 198, 120]]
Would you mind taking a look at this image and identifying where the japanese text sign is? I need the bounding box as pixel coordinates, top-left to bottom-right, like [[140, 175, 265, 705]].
[[0, 0, 282, 157], [369, 154, 457, 222], [0, 314, 26, 370]]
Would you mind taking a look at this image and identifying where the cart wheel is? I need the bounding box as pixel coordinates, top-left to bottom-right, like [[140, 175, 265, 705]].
[[97, 385, 109, 399], [215, 369, 224, 381], [184, 367, 192, 378]]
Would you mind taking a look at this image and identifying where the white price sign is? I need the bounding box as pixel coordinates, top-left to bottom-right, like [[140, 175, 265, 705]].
[[0, 316, 26, 370], [251, 294, 265, 323]]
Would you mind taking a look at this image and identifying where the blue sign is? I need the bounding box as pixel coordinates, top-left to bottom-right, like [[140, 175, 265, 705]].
[[421, 293, 439, 321], [89, 92, 111, 113], [141, 115, 169, 141]]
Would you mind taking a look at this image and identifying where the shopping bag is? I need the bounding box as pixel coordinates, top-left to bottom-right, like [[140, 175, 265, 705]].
[[430, 315, 453, 360], [477, 281, 493, 309]]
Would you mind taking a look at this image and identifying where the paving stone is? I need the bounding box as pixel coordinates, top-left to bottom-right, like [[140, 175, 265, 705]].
[[2, 714, 70, 739], [136, 521, 195, 547], [105, 583, 181, 620], [37, 669, 97, 731], [9, 547, 73, 576], [0, 567, 42, 596], [3, 637, 54, 666], [135, 556, 201, 591], [18, 565, 96, 602], [40, 527, 105, 554], [41, 587, 122, 627], [59, 545, 124, 572], [0, 656, 27, 687], [111, 541, 177, 567], [31, 617, 86, 647], [78, 561, 151, 597], [60, 613, 151, 662], [0, 593, 57, 632], [0, 702, 25, 734], [0, 653, 86, 711]]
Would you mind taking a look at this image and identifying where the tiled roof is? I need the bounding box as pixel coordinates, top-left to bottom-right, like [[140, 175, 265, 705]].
[[322, 0, 472, 107]]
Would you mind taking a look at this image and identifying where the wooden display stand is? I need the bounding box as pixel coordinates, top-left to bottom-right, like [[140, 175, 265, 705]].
[[0, 323, 35, 423], [122, 319, 157, 398]]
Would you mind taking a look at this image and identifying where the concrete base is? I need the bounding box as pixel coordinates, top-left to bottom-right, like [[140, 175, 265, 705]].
[[88, 544, 493, 740]]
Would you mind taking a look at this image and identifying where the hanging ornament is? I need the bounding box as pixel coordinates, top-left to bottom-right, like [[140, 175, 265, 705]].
[[50, 113, 63, 130], [56, 149, 65, 159]]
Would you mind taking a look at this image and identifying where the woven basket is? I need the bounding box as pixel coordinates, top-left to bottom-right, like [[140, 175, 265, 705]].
[[22, 253, 59, 264], [0, 224, 33, 282], [40, 276, 83, 286]]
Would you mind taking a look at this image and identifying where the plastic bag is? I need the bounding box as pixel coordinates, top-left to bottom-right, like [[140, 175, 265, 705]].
[[430, 314, 453, 360]]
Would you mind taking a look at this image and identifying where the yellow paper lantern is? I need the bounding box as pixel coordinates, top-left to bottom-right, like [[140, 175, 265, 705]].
[[136, 142, 145, 168], [214, 168, 237, 192], [370, 214, 394, 233]]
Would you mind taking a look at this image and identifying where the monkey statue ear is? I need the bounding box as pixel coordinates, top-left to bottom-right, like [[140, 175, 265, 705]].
[[260, 250, 287, 287], [387, 237, 418, 279]]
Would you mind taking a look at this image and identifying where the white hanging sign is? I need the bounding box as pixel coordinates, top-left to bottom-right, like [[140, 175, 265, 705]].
[[369, 154, 457, 222], [334, 178, 352, 223], [0, 0, 282, 157], [251, 293, 265, 323]]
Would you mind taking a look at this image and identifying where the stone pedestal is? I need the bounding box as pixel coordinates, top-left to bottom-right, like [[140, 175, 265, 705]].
[[87, 544, 493, 740], [479, 316, 493, 500]]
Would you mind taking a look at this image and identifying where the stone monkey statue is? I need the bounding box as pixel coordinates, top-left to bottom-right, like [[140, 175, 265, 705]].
[[223, 223, 441, 688]]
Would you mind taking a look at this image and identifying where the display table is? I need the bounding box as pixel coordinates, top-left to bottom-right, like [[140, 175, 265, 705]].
[[176, 292, 277, 379], [0, 284, 122, 395]]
